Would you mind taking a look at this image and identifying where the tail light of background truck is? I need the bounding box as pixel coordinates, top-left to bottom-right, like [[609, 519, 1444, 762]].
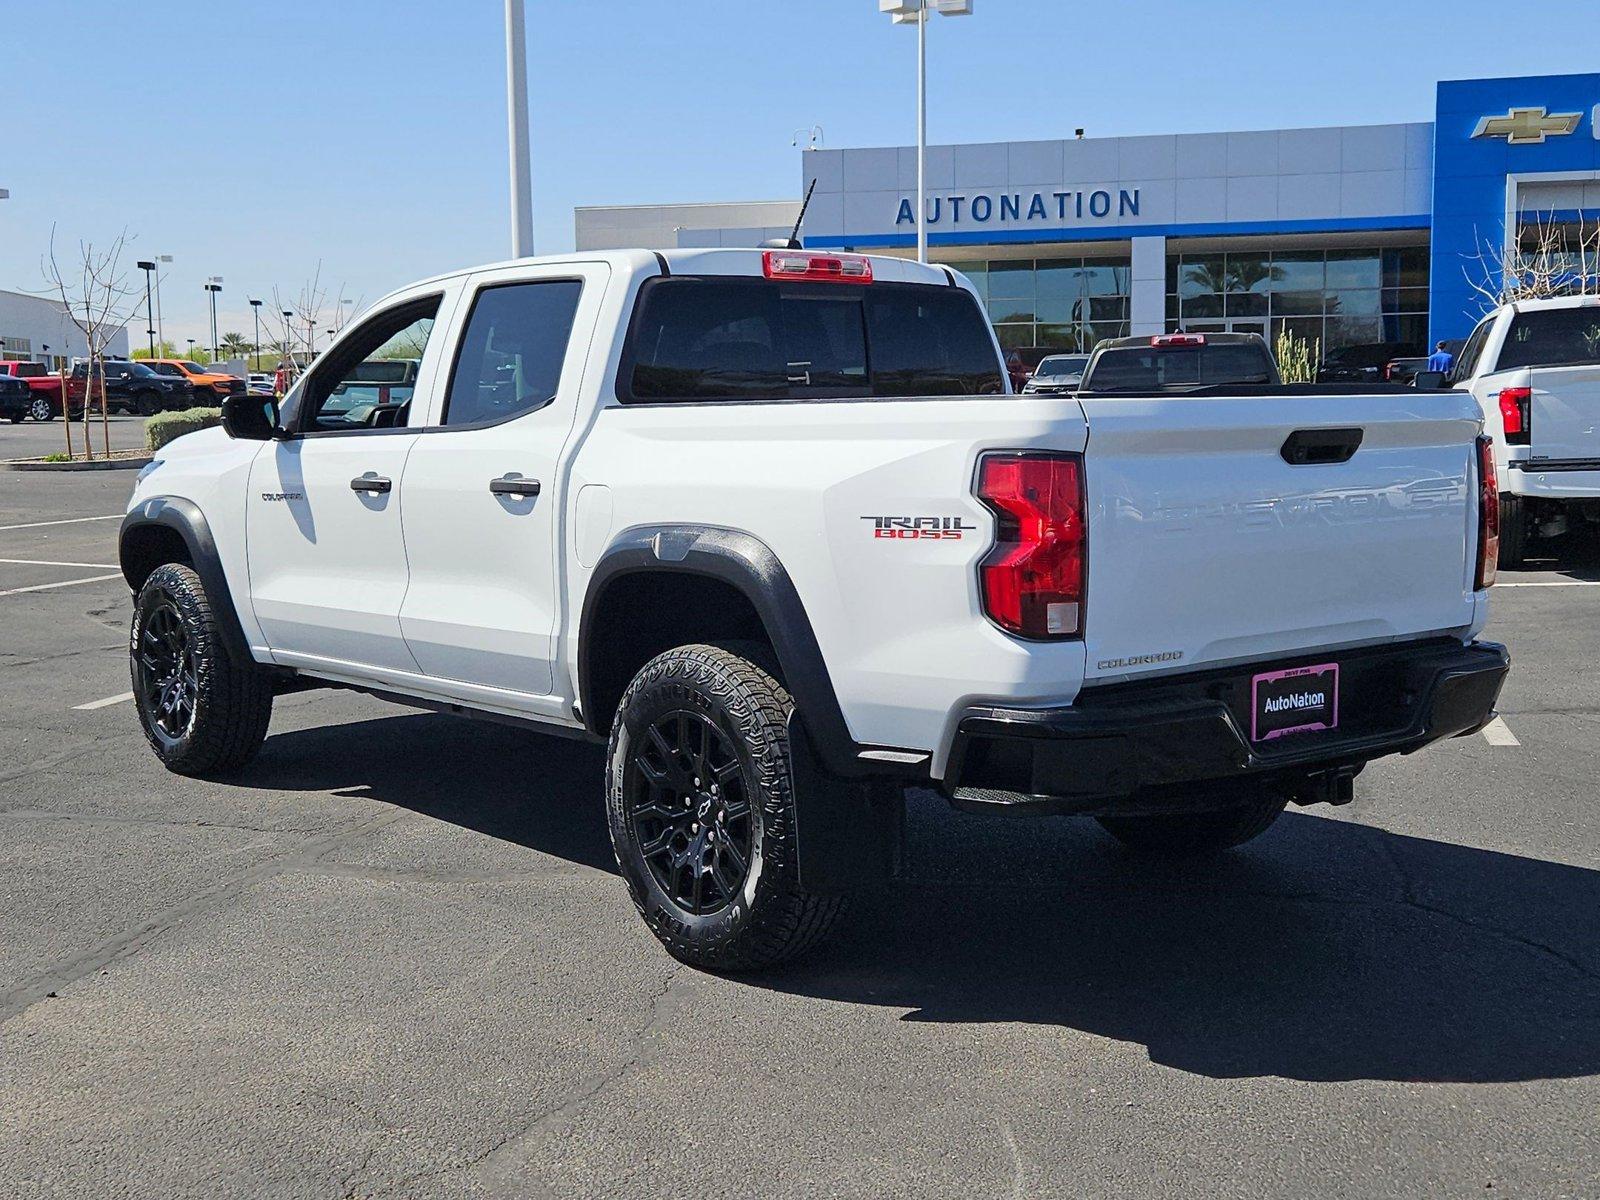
[[1476, 435, 1498, 591], [1497, 387, 1531, 445], [974, 451, 1086, 639]]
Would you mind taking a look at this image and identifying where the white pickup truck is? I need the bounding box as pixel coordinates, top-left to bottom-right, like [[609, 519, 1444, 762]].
[[119, 248, 1509, 970], [1446, 294, 1600, 565]]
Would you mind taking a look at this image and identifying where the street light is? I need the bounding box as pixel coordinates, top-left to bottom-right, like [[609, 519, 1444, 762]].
[[249, 298, 263, 372], [153, 254, 173, 353], [136, 261, 157, 358], [504, 0, 533, 257], [204, 278, 223, 362], [186, 338, 196, 357], [878, 0, 972, 264]]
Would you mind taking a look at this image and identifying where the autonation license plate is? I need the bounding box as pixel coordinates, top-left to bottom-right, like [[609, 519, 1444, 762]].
[[1251, 662, 1339, 742]]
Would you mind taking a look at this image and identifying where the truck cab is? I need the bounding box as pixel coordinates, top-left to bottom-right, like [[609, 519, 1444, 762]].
[[1447, 295, 1600, 564]]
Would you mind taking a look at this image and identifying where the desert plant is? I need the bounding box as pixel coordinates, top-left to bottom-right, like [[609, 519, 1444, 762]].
[[1275, 327, 1321, 384], [144, 407, 222, 452]]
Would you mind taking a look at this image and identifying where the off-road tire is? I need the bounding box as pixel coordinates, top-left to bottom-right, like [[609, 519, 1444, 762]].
[[131, 562, 273, 776], [1097, 790, 1287, 857], [1498, 493, 1527, 569], [7, 414, 22, 424], [606, 643, 844, 971], [28, 396, 53, 422], [134, 390, 161, 417]]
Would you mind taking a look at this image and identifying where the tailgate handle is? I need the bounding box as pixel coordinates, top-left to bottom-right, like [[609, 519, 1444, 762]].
[[1281, 427, 1363, 465]]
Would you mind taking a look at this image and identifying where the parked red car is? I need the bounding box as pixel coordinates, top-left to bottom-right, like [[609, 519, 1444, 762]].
[[0, 360, 73, 421]]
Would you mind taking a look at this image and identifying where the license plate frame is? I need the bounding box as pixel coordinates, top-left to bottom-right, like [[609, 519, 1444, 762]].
[[1250, 662, 1340, 743]]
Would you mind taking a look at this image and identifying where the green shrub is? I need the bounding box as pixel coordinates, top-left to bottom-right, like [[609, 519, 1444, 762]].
[[144, 407, 222, 453]]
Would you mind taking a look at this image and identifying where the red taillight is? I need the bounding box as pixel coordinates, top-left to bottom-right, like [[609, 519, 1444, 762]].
[[1497, 386, 1531, 444], [762, 250, 873, 284], [975, 452, 1086, 639], [1152, 333, 1204, 347], [1476, 435, 1498, 590]]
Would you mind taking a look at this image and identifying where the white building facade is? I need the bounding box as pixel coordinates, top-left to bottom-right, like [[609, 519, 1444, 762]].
[[0, 288, 129, 368]]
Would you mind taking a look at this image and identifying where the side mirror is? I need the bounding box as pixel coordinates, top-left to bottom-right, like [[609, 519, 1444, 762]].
[[221, 392, 282, 440], [1412, 371, 1448, 390]]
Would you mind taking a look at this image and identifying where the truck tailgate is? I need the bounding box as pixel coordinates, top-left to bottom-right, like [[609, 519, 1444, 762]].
[[1079, 391, 1481, 683], [1529, 365, 1600, 463]]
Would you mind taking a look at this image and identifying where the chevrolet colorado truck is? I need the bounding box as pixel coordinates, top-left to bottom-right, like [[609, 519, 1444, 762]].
[[119, 248, 1510, 970], [1440, 295, 1600, 566]]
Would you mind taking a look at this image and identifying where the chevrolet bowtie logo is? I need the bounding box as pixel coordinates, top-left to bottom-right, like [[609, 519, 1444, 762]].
[[1472, 106, 1583, 145]]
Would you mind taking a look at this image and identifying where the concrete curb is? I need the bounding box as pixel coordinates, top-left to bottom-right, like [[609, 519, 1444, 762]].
[[0, 455, 152, 472]]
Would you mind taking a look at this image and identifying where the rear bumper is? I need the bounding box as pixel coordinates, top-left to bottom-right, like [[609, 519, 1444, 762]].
[[943, 638, 1509, 816], [1504, 460, 1600, 499]]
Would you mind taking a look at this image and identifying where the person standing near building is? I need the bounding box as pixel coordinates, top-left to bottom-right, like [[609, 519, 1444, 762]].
[[1427, 340, 1454, 373]]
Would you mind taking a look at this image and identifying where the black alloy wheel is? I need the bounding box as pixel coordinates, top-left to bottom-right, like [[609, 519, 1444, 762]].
[[625, 709, 754, 916], [134, 588, 198, 748]]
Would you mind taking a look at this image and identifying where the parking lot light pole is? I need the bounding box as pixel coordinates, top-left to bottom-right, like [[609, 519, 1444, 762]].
[[505, 0, 534, 258], [136, 261, 157, 358], [204, 278, 222, 362], [879, 0, 972, 264], [154, 254, 172, 353], [249, 298, 263, 371]]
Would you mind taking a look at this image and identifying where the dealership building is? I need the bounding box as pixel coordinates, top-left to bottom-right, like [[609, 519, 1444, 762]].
[[0, 288, 127, 368], [576, 72, 1600, 358]]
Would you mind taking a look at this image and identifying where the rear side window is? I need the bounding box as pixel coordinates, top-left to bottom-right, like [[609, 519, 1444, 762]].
[[444, 280, 583, 426], [620, 278, 1002, 402], [1084, 344, 1274, 391], [1497, 307, 1600, 371], [1451, 316, 1495, 382]]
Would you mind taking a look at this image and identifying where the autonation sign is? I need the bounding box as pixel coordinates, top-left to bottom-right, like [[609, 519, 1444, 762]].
[[895, 187, 1141, 227]]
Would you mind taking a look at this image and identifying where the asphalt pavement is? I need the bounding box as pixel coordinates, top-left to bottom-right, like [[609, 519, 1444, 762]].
[[0, 413, 150, 461], [1, 470, 1597, 1199]]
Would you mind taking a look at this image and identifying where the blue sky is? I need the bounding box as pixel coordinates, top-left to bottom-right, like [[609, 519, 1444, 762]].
[[4, 0, 1599, 347]]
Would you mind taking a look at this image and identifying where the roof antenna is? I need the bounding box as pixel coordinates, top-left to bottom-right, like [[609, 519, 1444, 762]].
[[762, 178, 817, 250]]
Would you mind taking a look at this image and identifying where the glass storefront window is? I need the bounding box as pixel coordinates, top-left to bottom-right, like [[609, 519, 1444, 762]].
[[1325, 250, 1382, 291], [938, 255, 1133, 350], [1178, 255, 1227, 298], [1170, 246, 1429, 360], [988, 261, 1035, 300]]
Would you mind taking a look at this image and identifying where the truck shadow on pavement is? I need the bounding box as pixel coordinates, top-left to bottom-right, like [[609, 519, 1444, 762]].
[[243, 714, 1599, 1086]]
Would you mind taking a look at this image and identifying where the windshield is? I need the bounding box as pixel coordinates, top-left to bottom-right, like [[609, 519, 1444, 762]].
[[1084, 344, 1275, 391], [1035, 355, 1088, 376], [130, 363, 159, 378]]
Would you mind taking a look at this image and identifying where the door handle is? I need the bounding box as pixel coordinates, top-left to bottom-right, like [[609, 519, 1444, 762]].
[[1281, 427, 1363, 466], [489, 476, 541, 497], [350, 475, 392, 494]]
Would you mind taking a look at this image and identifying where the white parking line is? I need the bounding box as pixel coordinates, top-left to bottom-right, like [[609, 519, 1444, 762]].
[[0, 573, 122, 598], [73, 691, 133, 711], [0, 558, 118, 569], [1497, 579, 1600, 587], [0, 514, 122, 533], [1481, 716, 1521, 746]]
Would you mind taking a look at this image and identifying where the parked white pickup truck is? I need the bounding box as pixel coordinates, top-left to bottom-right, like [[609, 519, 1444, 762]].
[[120, 248, 1509, 969], [1445, 294, 1600, 565]]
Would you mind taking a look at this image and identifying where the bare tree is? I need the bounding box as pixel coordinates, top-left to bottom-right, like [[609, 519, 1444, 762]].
[[40, 226, 145, 460], [1463, 211, 1600, 317]]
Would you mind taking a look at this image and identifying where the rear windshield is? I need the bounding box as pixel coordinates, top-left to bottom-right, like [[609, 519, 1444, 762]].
[[620, 278, 1003, 402], [1083, 343, 1275, 391], [1498, 306, 1600, 370], [10, 362, 44, 377]]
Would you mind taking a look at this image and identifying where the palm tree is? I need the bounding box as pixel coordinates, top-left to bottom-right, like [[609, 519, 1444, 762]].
[[219, 332, 251, 359]]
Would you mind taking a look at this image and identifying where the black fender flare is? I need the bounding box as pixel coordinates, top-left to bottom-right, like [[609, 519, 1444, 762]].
[[120, 497, 252, 665], [577, 525, 862, 776]]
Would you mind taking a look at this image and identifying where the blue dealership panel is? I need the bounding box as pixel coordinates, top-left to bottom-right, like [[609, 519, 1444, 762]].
[[1431, 73, 1600, 341]]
